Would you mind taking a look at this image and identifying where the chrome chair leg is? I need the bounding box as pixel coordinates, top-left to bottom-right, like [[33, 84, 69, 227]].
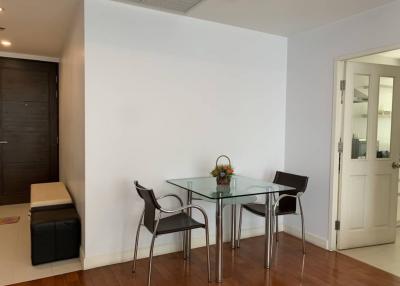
[[183, 231, 187, 259], [298, 197, 306, 254], [237, 205, 243, 248], [231, 204, 236, 249], [147, 234, 157, 286], [132, 211, 144, 273], [205, 224, 211, 282]]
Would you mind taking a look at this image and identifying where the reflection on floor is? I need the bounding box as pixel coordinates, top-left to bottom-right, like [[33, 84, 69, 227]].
[[0, 204, 81, 286], [340, 228, 400, 277]]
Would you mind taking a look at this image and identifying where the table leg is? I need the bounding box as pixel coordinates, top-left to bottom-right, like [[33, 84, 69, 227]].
[[264, 193, 273, 268], [231, 203, 236, 249], [216, 198, 223, 283], [186, 190, 192, 259]]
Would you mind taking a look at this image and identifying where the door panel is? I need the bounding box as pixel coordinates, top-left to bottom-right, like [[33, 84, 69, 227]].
[[3, 164, 50, 202], [3, 101, 50, 163], [337, 62, 400, 249], [2, 69, 49, 102], [345, 175, 366, 229], [0, 58, 58, 205], [372, 174, 391, 226]]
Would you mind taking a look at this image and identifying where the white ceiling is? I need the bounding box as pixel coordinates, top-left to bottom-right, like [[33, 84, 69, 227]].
[[125, 0, 203, 13], [187, 0, 397, 36], [0, 0, 396, 58], [0, 0, 80, 58]]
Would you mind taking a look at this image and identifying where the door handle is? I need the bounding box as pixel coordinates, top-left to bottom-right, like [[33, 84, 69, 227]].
[[0, 141, 8, 144], [393, 162, 400, 169]]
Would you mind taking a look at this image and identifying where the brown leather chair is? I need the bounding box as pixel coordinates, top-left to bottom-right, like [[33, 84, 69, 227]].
[[237, 171, 309, 253], [132, 181, 211, 286]]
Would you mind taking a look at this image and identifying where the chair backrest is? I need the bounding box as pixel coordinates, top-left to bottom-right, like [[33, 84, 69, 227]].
[[273, 171, 309, 214], [134, 181, 162, 233]]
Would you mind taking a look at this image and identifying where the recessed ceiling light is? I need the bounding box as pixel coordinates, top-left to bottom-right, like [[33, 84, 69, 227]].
[[0, 8, 4, 12], [1, 40, 12, 47]]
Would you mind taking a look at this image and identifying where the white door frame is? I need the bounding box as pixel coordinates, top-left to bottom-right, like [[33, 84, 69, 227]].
[[328, 44, 400, 251]]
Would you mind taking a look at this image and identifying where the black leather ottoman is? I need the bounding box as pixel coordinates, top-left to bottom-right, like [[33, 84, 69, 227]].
[[30, 206, 80, 265]]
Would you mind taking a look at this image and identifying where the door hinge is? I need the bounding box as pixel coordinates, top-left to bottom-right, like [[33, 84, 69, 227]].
[[340, 80, 346, 104], [335, 220, 341, 230], [338, 138, 343, 153], [55, 90, 58, 99], [340, 80, 346, 91], [56, 136, 59, 144]]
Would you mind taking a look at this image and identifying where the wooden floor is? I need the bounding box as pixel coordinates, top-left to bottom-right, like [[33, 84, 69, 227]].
[[12, 233, 400, 286]]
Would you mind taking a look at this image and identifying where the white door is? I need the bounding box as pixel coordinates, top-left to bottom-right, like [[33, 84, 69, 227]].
[[337, 62, 400, 250]]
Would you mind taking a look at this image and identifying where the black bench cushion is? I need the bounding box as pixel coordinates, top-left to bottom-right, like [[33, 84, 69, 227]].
[[30, 207, 80, 265]]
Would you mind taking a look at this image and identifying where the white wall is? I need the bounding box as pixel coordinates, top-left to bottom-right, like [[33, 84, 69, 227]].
[[59, 1, 85, 250], [285, 1, 400, 248], [83, 0, 287, 268]]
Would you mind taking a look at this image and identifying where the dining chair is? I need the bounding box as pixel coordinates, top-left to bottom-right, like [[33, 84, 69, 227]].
[[237, 171, 309, 253], [132, 181, 211, 286]]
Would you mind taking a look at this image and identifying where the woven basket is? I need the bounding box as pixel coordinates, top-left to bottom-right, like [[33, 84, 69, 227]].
[[215, 155, 232, 185]]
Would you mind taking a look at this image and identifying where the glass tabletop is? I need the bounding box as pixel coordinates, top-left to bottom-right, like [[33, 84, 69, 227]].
[[167, 175, 295, 199]]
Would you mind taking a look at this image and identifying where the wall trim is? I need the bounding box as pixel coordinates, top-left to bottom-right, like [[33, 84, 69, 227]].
[[327, 60, 345, 251], [0, 51, 59, 62], [81, 224, 330, 270], [81, 223, 332, 270], [82, 225, 280, 270], [283, 224, 329, 250], [79, 246, 85, 267]]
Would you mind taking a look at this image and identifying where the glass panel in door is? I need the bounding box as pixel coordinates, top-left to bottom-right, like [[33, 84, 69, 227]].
[[376, 77, 394, 159], [351, 74, 370, 159]]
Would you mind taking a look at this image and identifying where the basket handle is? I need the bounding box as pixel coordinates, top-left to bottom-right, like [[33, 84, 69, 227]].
[[216, 155, 231, 168]]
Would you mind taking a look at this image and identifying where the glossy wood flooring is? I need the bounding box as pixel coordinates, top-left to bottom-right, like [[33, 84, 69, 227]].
[[12, 233, 400, 286]]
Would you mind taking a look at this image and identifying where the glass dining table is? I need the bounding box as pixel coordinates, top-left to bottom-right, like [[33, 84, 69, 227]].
[[167, 175, 295, 283]]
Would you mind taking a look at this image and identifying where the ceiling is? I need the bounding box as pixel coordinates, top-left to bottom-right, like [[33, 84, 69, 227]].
[[0, 0, 396, 58], [187, 0, 397, 36], [0, 0, 80, 58], [124, 0, 203, 13]]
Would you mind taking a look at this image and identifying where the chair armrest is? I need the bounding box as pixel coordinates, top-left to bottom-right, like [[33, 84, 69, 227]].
[[277, 192, 304, 201], [160, 204, 209, 225], [156, 194, 184, 207], [273, 192, 304, 213]]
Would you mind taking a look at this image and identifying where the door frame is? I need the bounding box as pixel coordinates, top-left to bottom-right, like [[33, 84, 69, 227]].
[[329, 44, 400, 251]]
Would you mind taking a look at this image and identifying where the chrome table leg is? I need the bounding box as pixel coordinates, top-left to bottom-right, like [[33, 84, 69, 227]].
[[216, 198, 223, 282], [264, 193, 273, 268], [186, 190, 193, 259]]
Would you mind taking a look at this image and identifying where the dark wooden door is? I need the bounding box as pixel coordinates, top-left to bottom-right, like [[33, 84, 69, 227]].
[[0, 58, 58, 205]]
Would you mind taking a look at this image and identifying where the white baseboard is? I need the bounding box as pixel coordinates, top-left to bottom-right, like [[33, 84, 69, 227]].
[[82, 225, 277, 270], [81, 223, 327, 270], [283, 224, 329, 250], [79, 246, 85, 267]]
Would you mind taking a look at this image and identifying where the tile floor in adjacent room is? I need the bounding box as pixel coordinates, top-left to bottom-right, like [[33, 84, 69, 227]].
[[0, 204, 82, 286], [340, 228, 400, 277]]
